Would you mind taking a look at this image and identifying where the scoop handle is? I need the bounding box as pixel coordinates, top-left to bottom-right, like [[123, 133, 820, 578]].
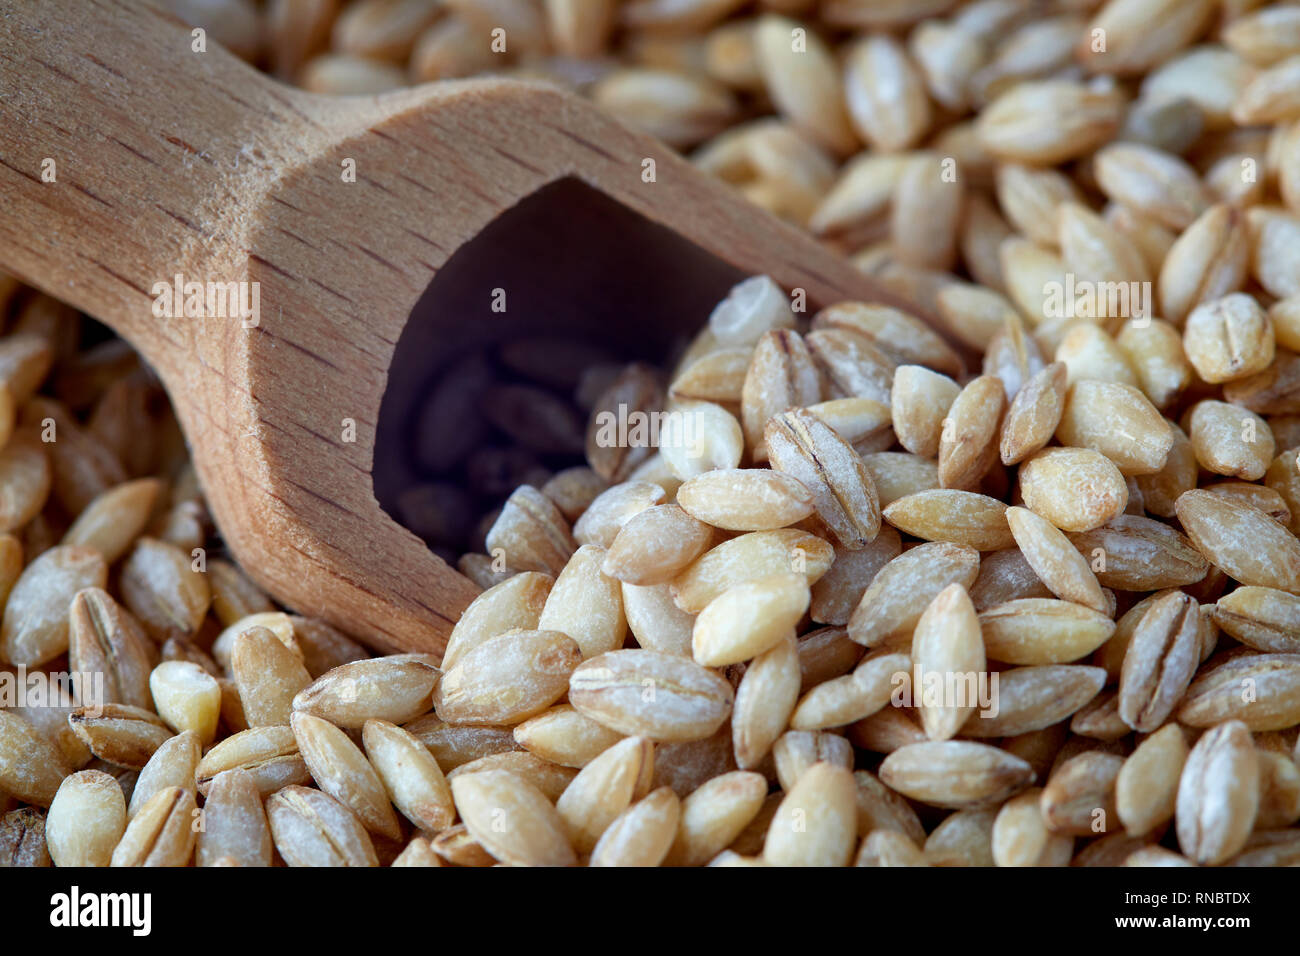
[[0, 0, 330, 368]]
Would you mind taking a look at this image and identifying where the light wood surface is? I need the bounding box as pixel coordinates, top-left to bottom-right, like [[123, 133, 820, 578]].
[[0, 0, 941, 657]]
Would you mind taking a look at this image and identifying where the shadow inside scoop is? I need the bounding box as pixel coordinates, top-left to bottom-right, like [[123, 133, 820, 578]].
[[375, 175, 750, 558]]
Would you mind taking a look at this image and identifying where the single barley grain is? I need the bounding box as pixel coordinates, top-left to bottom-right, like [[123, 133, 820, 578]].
[[195, 725, 311, 797], [128, 730, 199, 819], [266, 785, 378, 867], [569, 648, 734, 742], [362, 718, 456, 832], [763, 762, 857, 866], [232, 626, 313, 728], [1176, 721, 1260, 865], [960, 665, 1106, 738], [539, 545, 629, 656], [195, 768, 273, 867], [434, 630, 581, 726], [110, 786, 197, 867], [992, 788, 1072, 867], [847, 541, 979, 646], [451, 769, 577, 867], [45, 769, 125, 867]]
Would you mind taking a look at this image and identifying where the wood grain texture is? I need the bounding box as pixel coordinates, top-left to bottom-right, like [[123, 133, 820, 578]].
[[0, 0, 940, 657]]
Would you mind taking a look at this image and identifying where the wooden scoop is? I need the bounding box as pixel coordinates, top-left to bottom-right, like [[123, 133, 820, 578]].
[[0, 0, 930, 657]]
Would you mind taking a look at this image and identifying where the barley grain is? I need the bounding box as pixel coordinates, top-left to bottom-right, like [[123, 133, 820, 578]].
[[195, 725, 311, 797], [882, 490, 1014, 551], [362, 718, 455, 832], [963, 664, 1106, 738], [267, 785, 378, 867], [0, 545, 107, 667], [570, 649, 734, 742], [763, 762, 857, 866], [1177, 653, 1300, 730], [196, 768, 273, 867], [46, 769, 126, 867], [847, 541, 980, 646], [68, 704, 171, 771], [992, 788, 1071, 867], [880, 740, 1033, 809], [1176, 490, 1300, 593], [442, 571, 552, 669], [435, 630, 580, 726], [1176, 721, 1259, 865], [693, 572, 808, 666], [110, 786, 197, 866], [453, 770, 577, 866], [128, 729, 199, 819]]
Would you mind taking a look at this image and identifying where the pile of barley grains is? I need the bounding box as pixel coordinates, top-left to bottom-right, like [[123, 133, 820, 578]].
[[3, 0, 1300, 866]]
